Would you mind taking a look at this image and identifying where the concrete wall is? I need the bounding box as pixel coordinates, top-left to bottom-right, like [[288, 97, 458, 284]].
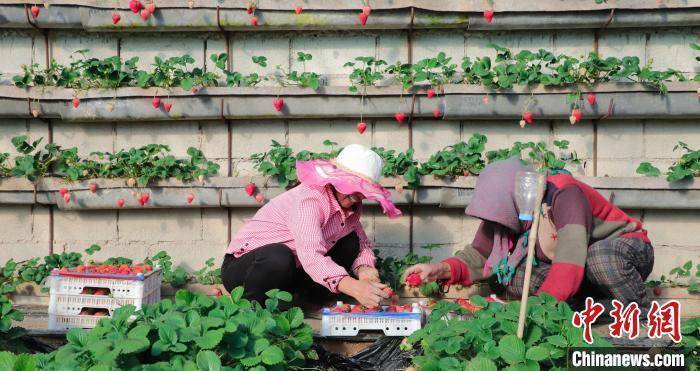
[[0, 25, 698, 280]]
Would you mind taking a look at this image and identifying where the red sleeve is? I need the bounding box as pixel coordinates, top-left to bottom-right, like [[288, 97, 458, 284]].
[[537, 186, 591, 301], [441, 257, 472, 286]]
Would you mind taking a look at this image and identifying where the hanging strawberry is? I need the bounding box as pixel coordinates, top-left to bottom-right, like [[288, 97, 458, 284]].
[[433, 108, 441, 118], [483, 9, 494, 24], [72, 98, 80, 108], [129, 0, 142, 13], [146, 3, 155, 13], [519, 119, 527, 128], [294, 6, 302, 14], [569, 108, 582, 124], [186, 193, 195, 204], [587, 93, 596, 105], [30, 5, 40, 18], [140, 8, 150, 20], [272, 98, 284, 111], [245, 182, 256, 197], [250, 16, 258, 26], [358, 12, 369, 25], [117, 198, 125, 208], [152, 97, 161, 109], [362, 5, 372, 15], [164, 102, 172, 112], [522, 111, 533, 124], [427, 88, 436, 99], [394, 112, 405, 123], [112, 13, 121, 24], [356, 122, 367, 134]]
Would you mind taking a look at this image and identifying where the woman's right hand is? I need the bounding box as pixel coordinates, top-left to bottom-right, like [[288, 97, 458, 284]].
[[338, 277, 389, 308], [403, 262, 451, 283]]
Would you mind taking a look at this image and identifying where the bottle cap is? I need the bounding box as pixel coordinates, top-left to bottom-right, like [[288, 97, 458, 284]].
[[518, 213, 533, 221]]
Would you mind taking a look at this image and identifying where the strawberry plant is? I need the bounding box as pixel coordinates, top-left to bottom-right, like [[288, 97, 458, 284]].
[[486, 140, 580, 171], [384, 61, 415, 93], [251, 140, 338, 188], [375, 244, 443, 296], [191, 258, 222, 285], [344, 56, 388, 93], [371, 147, 420, 188], [9, 136, 62, 181], [273, 52, 321, 90], [211, 53, 264, 87], [418, 134, 488, 177], [412, 52, 458, 92], [0, 153, 10, 177], [460, 44, 684, 94], [636, 142, 699, 182], [38, 288, 316, 370], [406, 294, 612, 370]]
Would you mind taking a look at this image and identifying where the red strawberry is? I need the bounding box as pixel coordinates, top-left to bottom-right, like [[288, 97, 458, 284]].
[[129, 0, 142, 13], [245, 182, 256, 196], [72, 98, 80, 108], [386, 305, 398, 312], [191, 87, 198, 93], [59, 187, 69, 196], [31, 5, 39, 18], [405, 273, 422, 287], [250, 16, 258, 26], [433, 108, 441, 118], [364, 306, 380, 312], [519, 119, 527, 128], [570, 108, 582, 124], [463, 170, 470, 176], [144, 264, 153, 271], [152, 97, 161, 109], [587, 93, 596, 105], [358, 12, 369, 25], [362, 5, 372, 15], [140, 9, 150, 20], [272, 98, 284, 111], [255, 193, 264, 203], [164, 102, 172, 112], [146, 3, 155, 13], [117, 198, 125, 208], [427, 88, 436, 99], [94, 310, 107, 316], [484, 10, 494, 23], [63, 193, 71, 203], [186, 193, 194, 204], [350, 305, 364, 313], [383, 287, 394, 296], [88, 183, 98, 193], [394, 112, 405, 123], [356, 122, 367, 134], [94, 289, 109, 295], [482, 95, 490, 105], [294, 6, 302, 14], [331, 307, 344, 313], [31, 109, 40, 118], [139, 193, 149, 206], [246, 6, 254, 14], [213, 287, 222, 298], [653, 287, 662, 297], [112, 13, 121, 24], [523, 111, 533, 124]]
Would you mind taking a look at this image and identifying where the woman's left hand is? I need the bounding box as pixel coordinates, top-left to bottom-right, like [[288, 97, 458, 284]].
[[356, 266, 380, 283]]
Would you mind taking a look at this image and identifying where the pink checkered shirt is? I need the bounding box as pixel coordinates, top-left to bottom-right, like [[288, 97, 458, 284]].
[[227, 183, 375, 293]]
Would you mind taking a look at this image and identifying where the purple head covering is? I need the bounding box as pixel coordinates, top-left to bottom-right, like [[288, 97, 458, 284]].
[[466, 157, 535, 285]]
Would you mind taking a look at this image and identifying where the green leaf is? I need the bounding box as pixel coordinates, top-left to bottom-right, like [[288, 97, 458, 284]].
[[546, 334, 568, 347], [467, 356, 497, 371], [261, 345, 285, 365], [196, 350, 221, 371], [195, 329, 224, 349], [499, 335, 526, 365], [526, 345, 550, 361]]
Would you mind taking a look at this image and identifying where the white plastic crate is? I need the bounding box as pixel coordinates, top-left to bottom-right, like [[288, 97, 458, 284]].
[[321, 302, 423, 337], [47, 270, 162, 330]]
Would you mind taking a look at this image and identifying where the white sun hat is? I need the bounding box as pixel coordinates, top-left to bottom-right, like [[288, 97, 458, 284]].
[[334, 144, 384, 183]]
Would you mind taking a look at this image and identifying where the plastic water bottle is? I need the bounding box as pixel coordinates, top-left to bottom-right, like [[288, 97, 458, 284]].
[[514, 171, 540, 221]]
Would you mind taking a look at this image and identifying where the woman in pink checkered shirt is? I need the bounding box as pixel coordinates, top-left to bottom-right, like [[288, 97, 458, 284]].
[[222, 144, 402, 308]]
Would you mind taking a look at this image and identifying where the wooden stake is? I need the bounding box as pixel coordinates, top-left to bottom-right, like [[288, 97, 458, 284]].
[[516, 173, 546, 338]]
